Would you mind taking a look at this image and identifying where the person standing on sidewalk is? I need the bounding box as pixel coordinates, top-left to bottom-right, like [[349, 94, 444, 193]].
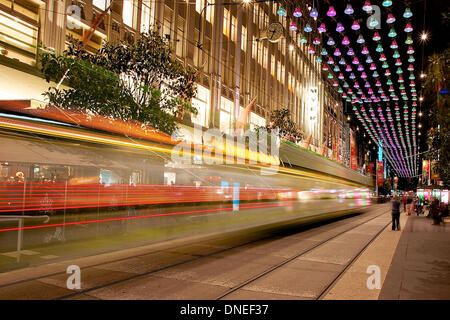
[[392, 194, 401, 231]]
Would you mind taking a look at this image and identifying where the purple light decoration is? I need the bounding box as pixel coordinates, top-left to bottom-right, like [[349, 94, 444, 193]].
[[347, 48, 355, 56], [327, 37, 335, 46], [318, 23, 327, 33], [366, 56, 373, 63], [350, 73, 356, 79], [293, 7, 302, 18], [357, 35, 365, 44], [336, 22, 345, 32], [334, 48, 341, 56], [357, 64, 364, 71], [339, 58, 346, 65], [310, 7, 318, 18], [344, 4, 354, 15], [365, 82, 371, 88], [342, 36, 350, 45], [327, 6, 336, 17], [351, 20, 361, 30]]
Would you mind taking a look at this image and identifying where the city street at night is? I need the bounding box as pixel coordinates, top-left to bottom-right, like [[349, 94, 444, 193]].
[[0, 0, 449, 311]]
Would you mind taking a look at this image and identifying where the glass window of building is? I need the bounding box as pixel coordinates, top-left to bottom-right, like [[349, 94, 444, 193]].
[[140, 0, 152, 33], [93, 0, 110, 10], [220, 97, 233, 133], [231, 15, 237, 42], [252, 36, 257, 60], [250, 112, 266, 130], [191, 85, 210, 128], [263, 46, 268, 69], [241, 26, 247, 51], [123, 0, 134, 27], [223, 8, 230, 37], [176, 17, 184, 57], [271, 55, 275, 76]]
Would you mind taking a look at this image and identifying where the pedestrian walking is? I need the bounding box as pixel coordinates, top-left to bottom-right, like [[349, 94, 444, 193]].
[[391, 194, 401, 231]]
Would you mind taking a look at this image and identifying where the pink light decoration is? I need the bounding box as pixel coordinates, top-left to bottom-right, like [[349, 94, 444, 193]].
[[328, 57, 335, 64], [346, 65, 352, 72], [322, 64, 329, 71], [390, 40, 398, 49], [376, 80, 382, 86], [352, 20, 361, 30], [342, 36, 350, 45], [334, 48, 342, 56], [362, 46, 369, 55], [313, 37, 321, 45], [352, 57, 360, 64], [370, 63, 377, 70], [293, 7, 302, 17], [327, 6, 336, 17], [373, 32, 381, 41], [289, 22, 298, 31], [318, 23, 327, 33], [361, 72, 367, 78]]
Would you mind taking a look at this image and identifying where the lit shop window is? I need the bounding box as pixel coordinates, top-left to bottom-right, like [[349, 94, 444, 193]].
[[220, 97, 233, 134], [93, 0, 111, 10], [123, 0, 134, 27], [191, 85, 210, 128]]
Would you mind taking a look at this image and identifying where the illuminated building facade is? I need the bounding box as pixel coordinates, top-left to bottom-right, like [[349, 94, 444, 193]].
[[0, 0, 346, 156]]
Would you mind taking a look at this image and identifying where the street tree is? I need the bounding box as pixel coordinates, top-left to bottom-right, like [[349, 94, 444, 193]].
[[263, 108, 303, 143]]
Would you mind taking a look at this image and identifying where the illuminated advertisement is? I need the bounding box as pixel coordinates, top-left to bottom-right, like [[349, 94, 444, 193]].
[[376, 161, 384, 186], [417, 189, 424, 201], [350, 133, 357, 171], [442, 190, 449, 204], [422, 160, 430, 185], [432, 189, 441, 200]]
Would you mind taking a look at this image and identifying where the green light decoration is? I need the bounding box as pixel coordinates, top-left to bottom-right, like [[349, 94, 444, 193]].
[[300, 35, 307, 44], [376, 44, 384, 52], [382, 61, 389, 68], [397, 67, 403, 74], [409, 74, 415, 80], [328, 73, 333, 79], [387, 79, 393, 85], [388, 28, 397, 37], [393, 50, 400, 58], [403, 8, 413, 19], [382, 0, 393, 7], [368, 17, 379, 28], [408, 55, 415, 62], [316, 56, 322, 63], [338, 87, 343, 93], [405, 35, 413, 44]]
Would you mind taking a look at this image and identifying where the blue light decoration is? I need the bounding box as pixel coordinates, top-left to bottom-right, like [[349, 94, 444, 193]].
[[277, 6, 286, 16], [357, 35, 365, 44], [304, 23, 312, 32], [327, 37, 335, 45], [344, 4, 354, 15]]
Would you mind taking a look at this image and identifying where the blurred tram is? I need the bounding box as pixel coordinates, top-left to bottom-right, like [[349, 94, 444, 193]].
[[0, 101, 373, 256]]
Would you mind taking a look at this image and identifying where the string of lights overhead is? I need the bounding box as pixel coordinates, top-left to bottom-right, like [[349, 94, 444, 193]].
[[277, 0, 419, 178]]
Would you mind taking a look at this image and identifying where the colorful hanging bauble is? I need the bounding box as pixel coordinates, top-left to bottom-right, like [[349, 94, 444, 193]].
[[398, 75, 405, 82], [405, 35, 413, 44], [334, 48, 341, 56], [316, 56, 322, 63], [361, 72, 367, 79], [407, 46, 415, 54], [293, 7, 302, 18], [338, 73, 344, 80], [405, 23, 413, 33], [368, 17, 379, 28], [393, 50, 400, 58], [386, 13, 396, 24], [318, 23, 326, 33], [385, 69, 391, 76], [339, 58, 346, 65], [366, 56, 373, 63], [327, 37, 335, 46], [346, 65, 352, 72], [373, 71, 379, 78], [383, 0, 393, 8], [373, 32, 381, 41], [321, 48, 328, 56], [327, 57, 335, 64], [382, 61, 389, 68], [390, 40, 398, 49], [336, 22, 345, 32], [322, 64, 329, 71], [388, 28, 397, 37], [407, 64, 414, 71], [313, 37, 321, 45], [327, 6, 336, 17], [376, 44, 384, 52], [362, 0, 373, 12], [352, 20, 361, 30], [403, 8, 413, 19], [357, 64, 364, 71], [289, 22, 298, 31], [370, 63, 377, 70], [362, 46, 369, 55], [408, 55, 415, 62], [380, 53, 387, 61], [344, 4, 354, 15], [347, 47, 355, 56], [353, 57, 360, 65], [308, 46, 315, 54], [310, 7, 318, 18], [277, 6, 286, 16], [304, 23, 312, 32], [342, 36, 350, 45], [395, 58, 402, 66], [357, 35, 366, 44]]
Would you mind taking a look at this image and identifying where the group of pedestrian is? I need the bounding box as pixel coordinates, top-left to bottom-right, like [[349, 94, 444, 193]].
[[391, 193, 449, 230]]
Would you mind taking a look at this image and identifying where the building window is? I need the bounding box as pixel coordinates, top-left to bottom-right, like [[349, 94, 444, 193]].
[[250, 112, 266, 130], [220, 97, 233, 133], [223, 8, 230, 37], [252, 36, 257, 60], [191, 85, 210, 127], [141, 0, 151, 33], [241, 26, 247, 51], [231, 15, 237, 42], [263, 46, 268, 69], [271, 55, 275, 76], [123, 0, 134, 27], [93, 0, 110, 10]]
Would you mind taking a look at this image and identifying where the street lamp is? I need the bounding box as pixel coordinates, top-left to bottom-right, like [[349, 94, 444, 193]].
[[197, 0, 276, 49]]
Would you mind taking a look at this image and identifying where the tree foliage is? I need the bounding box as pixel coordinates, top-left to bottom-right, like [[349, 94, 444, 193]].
[[263, 108, 303, 143], [423, 49, 450, 186], [40, 31, 198, 134]]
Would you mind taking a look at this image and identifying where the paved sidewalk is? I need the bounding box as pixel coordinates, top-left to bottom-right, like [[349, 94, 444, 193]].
[[379, 214, 450, 299]]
